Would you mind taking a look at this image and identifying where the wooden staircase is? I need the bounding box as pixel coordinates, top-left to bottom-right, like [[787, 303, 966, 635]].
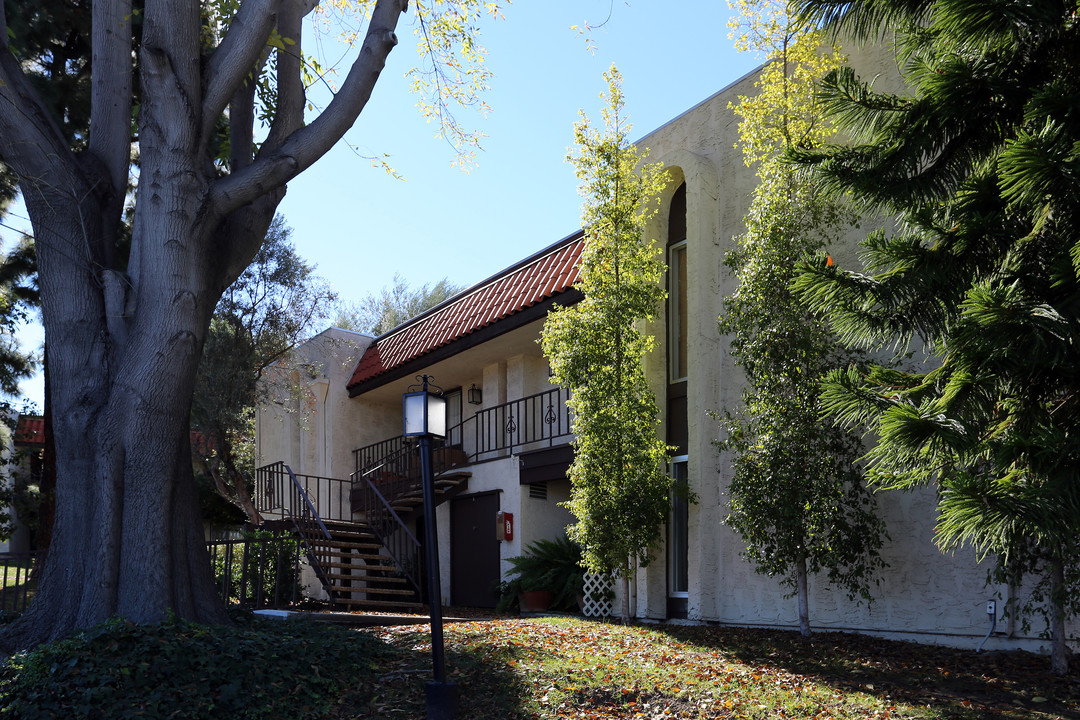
[[307, 520, 421, 610], [255, 457, 471, 613], [381, 471, 471, 524]]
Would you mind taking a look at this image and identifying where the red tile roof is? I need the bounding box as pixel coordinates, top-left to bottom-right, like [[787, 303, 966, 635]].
[[348, 233, 584, 391], [13, 415, 44, 446]]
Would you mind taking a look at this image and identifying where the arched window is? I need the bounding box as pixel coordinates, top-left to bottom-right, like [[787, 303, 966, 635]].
[[666, 182, 689, 617], [666, 182, 688, 455]]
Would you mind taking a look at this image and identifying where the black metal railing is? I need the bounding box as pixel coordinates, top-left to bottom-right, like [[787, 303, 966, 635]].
[[255, 461, 351, 526], [254, 462, 344, 599], [465, 386, 573, 461], [352, 386, 574, 474], [353, 435, 412, 478], [207, 533, 304, 609], [0, 539, 307, 615], [351, 443, 423, 589], [0, 553, 36, 614]]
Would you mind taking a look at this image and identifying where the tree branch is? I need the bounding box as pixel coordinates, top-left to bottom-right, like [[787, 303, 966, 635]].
[[0, 49, 80, 190], [229, 80, 258, 172], [201, 0, 283, 151], [261, 0, 309, 154], [209, 0, 407, 218], [90, 0, 133, 210]]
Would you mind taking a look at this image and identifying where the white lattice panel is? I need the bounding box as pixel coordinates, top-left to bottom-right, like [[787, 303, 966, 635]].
[[581, 572, 614, 617]]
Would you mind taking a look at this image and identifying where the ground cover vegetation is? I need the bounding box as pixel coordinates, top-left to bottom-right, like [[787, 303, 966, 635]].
[[3, 615, 1074, 719], [718, 0, 887, 637], [541, 68, 673, 620], [790, 0, 1080, 673]]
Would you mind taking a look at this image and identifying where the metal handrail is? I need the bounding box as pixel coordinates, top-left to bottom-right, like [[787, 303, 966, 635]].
[[351, 450, 422, 588], [255, 462, 340, 598], [284, 465, 331, 540], [465, 385, 573, 460]]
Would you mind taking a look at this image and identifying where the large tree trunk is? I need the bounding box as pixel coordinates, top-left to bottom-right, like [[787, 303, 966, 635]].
[[0, 0, 408, 652], [1, 205, 235, 652], [796, 555, 810, 637]]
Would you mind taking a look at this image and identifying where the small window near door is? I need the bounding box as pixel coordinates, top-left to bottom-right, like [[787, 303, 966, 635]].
[[444, 389, 462, 447]]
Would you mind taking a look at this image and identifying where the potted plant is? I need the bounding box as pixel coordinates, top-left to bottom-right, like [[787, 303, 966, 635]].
[[495, 535, 584, 613]]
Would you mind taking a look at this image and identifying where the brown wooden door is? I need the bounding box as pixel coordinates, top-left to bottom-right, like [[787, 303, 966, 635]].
[[450, 493, 500, 608]]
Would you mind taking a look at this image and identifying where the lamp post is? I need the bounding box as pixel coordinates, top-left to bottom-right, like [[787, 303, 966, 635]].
[[402, 374, 456, 720]]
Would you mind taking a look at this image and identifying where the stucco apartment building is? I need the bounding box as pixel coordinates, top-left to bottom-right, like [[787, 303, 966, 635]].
[[255, 42, 1076, 654]]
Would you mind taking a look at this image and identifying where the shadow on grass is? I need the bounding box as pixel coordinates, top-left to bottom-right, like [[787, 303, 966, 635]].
[[345, 624, 535, 720], [651, 624, 1079, 719]]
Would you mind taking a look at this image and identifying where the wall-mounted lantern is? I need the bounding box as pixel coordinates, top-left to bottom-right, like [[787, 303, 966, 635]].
[[467, 383, 483, 406]]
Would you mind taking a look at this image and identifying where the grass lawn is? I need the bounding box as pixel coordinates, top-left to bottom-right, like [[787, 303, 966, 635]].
[[349, 617, 1078, 719]]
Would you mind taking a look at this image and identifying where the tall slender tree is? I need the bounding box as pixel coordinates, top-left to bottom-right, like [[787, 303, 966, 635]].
[[792, 0, 1080, 672], [541, 67, 672, 621], [0, 0, 500, 651], [718, 0, 886, 636]]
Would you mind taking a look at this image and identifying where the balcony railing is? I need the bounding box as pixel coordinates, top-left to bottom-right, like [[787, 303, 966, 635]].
[[255, 461, 352, 525], [352, 385, 573, 475], [465, 385, 573, 461]]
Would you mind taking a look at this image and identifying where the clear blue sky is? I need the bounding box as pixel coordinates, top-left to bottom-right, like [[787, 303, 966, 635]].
[[4, 0, 763, 410]]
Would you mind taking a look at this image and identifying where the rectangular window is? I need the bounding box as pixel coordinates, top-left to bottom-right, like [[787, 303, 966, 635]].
[[668, 458, 689, 597], [444, 389, 462, 447], [668, 242, 688, 382]]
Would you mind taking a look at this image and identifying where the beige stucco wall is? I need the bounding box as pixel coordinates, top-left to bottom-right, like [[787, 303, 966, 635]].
[[627, 41, 1077, 653], [255, 326, 375, 487]]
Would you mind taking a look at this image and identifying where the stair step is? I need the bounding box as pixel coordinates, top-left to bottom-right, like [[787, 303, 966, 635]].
[[330, 586, 418, 596], [324, 569, 401, 582], [315, 539, 382, 550], [329, 598, 423, 609], [320, 562, 406, 576], [323, 571, 403, 582], [314, 551, 396, 562], [327, 541, 383, 551]]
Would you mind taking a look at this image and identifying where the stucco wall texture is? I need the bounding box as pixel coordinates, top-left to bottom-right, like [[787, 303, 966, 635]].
[[629, 40, 1077, 654]]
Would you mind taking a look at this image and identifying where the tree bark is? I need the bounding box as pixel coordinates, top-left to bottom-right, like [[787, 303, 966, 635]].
[[201, 454, 263, 526], [796, 555, 811, 637]]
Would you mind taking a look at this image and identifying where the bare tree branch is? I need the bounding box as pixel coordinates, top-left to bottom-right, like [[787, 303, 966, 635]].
[[0, 52, 81, 192], [211, 0, 406, 217], [201, 0, 283, 150], [261, 0, 308, 154]]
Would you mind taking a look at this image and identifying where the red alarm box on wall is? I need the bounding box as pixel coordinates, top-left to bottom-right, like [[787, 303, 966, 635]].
[[496, 511, 514, 541]]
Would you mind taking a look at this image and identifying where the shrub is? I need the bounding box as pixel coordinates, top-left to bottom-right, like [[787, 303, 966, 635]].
[[209, 529, 303, 608], [496, 536, 584, 613]]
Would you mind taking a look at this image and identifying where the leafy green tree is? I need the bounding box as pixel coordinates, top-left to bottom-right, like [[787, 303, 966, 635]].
[[718, 0, 886, 637], [0, 0, 500, 650], [335, 273, 462, 336], [192, 216, 336, 525], [541, 66, 672, 621], [792, 0, 1080, 672]]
